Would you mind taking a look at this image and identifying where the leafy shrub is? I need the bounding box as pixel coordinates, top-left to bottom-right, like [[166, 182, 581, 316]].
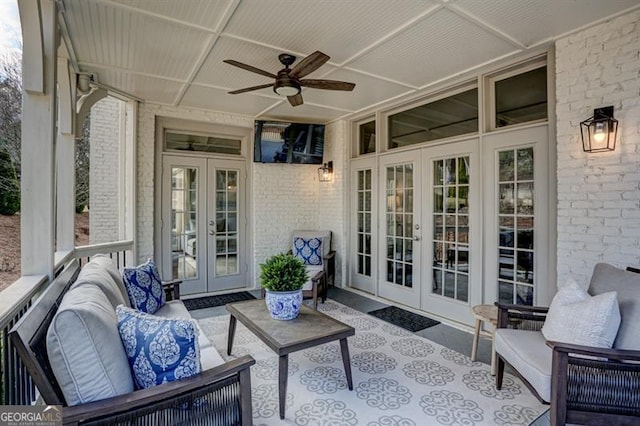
[[259, 253, 308, 292], [0, 149, 20, 215]]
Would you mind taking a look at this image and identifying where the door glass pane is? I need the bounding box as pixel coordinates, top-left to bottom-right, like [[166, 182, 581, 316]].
[[385, 164, 413, 288], [215, 169, 239, 277], [497, 147, 535, 304], [170, 167, 197, 280], [356, 169, 373, 277], [431, 156, 470, 302]]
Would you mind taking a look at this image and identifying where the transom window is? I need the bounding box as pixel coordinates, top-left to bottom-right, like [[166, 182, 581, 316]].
[[165, 131, 241, 155], [388, 88, 478, 149]]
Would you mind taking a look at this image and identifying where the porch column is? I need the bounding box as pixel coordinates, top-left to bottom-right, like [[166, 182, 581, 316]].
[[18, 0, 58, 277], [56, 56, 76, 252]]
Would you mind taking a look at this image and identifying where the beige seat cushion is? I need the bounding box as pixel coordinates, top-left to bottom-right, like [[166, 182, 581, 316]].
[[47, 285, 134, 406], [589, 263, 640, 350], [494, 329, 552, 402], [155, 300, 213, 349], [71, 256, 130, 308]]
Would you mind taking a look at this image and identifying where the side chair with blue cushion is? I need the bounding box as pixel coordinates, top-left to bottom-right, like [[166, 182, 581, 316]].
[[292, 230, 335, 309]]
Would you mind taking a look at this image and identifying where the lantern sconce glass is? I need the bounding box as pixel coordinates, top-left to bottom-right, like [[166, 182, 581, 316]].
[[318, 161, 333, 182], [580, 106, 618, 153]]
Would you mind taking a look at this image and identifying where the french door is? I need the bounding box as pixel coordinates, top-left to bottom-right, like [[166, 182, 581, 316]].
[[378, 151, 422, 308], [421, 140, 481, 324], [161, 155, 247, 295], [350, 157, 377, 294]]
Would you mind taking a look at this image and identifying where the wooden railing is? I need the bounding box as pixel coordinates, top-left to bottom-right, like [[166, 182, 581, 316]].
[[0, 240, 134, 405]]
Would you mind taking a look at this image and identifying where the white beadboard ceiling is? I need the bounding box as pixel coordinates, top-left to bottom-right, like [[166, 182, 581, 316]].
[[60, 0, 640, 123]]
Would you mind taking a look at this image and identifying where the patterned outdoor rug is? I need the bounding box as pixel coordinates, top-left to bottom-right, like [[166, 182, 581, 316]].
[[368, 305, 440, 332], [183, 291, 255, 311], [198, 299, 546, 425]]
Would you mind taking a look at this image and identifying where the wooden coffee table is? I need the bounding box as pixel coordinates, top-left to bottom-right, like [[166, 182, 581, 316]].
[[226, 299, 355, 419]]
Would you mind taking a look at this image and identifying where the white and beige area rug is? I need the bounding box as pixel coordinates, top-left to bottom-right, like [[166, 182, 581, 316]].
[[198, 300, 546, 426]]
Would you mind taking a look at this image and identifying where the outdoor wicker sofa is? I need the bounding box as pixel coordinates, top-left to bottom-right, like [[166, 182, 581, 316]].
[[9, 256, 255, 426], [495, 263, 640, 426]]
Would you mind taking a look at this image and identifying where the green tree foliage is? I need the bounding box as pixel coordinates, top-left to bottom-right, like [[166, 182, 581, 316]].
[[75, 116, 90, 213], [0, 53, 22, 179], [0, 148, 20, 215]]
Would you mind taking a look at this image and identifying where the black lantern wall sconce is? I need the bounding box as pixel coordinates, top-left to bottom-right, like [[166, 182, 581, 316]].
[[318, 161, 333, 182], [580, 106, 618, 153]]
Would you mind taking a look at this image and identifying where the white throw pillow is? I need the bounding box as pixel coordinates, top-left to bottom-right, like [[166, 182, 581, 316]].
[[541, 278, 621, 348]]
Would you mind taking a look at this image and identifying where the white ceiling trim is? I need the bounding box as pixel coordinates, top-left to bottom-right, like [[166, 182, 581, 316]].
[[212, 0, 242, 34], [97, 0, 219, 34], [172, 33, 220, 106], [446, 4, 528, 49], [77, 61, 188, 84], [338, 4, 443, 67]]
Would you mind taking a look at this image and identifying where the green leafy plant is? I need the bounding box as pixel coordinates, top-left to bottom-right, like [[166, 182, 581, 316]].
[[0, 149, 20, 215], [259, 253, 308, 292]]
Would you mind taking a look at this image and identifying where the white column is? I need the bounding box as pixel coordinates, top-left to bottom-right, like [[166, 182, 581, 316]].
[[19, 0, 58, 277], [56, 57, 76, 252]]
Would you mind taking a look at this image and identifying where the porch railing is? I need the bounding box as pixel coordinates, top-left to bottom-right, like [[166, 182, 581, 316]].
[[0, 240, 134, 405]]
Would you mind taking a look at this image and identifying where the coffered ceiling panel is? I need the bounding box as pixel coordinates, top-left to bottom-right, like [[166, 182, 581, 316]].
[[452, 0, 640, 48], [263, 102, 350, 124], [300, 69, 413, 112], [110, 0, 233, 31], [180, 85, 280, 116], [63, 0, 213, 80], [223, 0, 438, 64], [348, 8, 519, 88]]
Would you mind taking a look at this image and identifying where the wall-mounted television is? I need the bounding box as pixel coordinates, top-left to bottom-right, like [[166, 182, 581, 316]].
[[254, 120, 325, 164]]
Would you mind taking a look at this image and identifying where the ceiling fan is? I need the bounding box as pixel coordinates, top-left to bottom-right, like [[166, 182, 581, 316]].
[[223, 51, 355, 107]]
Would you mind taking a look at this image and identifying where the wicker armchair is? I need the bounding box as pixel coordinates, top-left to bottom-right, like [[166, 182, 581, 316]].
[[495, 264, 640, 426], [9, 259, 255, 426]]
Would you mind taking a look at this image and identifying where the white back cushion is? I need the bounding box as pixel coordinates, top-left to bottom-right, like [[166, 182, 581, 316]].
[[542, 278, 621, 348]]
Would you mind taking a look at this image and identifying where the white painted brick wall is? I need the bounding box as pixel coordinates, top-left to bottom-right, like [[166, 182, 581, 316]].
[[136, 104, 253, 265], [555, 10, 640, 286], [318, 120, 348, 286], [89, 97, 121, 244], [136, 103, 348, 289]]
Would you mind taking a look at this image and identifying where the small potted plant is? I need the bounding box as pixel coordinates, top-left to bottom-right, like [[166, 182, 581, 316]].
[[260, 253, 308, 320]]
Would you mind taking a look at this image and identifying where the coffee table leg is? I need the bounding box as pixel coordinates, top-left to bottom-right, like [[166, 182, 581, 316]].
[[279, 355, 288, 419], [339, 338, 353, 391], [227, 315, 237, 356]]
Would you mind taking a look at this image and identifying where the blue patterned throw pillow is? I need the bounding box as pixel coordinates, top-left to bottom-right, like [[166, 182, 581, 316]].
[[122, 259, 166, 314], [293, 237, 323, 265], [116, 306, 201, 390]]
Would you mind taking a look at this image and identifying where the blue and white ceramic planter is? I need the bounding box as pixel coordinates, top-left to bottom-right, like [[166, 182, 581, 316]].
[[264, 289, 303, 320]]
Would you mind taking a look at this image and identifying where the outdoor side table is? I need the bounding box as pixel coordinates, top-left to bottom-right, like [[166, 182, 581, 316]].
[[470, 304, 499, 375]]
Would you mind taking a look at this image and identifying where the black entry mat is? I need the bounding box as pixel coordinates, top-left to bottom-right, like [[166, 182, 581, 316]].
[[183, 291, 256, 311], [368, 306, 440, 332]]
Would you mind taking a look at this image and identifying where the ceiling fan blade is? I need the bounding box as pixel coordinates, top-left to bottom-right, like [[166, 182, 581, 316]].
[[223, 60, 276, 79], [228, 83, 273, 94], [289, 51, 330, 79], [287, 93, 304, 107], [300, 79, 355, 91]]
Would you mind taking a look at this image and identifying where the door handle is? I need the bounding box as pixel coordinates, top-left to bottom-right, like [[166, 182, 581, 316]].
[[414, 236, 421, 241], [209, 220, 215, 226], [209, 230, 215, 236]]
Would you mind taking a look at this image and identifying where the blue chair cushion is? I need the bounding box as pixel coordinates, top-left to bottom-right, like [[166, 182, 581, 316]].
[[116, 306, 201, 390], [122, 259, 165, 314], [293, 237, 323, 265]]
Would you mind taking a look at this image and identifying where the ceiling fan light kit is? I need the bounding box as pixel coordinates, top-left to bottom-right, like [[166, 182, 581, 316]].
[[224, 51, 355, 107]]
